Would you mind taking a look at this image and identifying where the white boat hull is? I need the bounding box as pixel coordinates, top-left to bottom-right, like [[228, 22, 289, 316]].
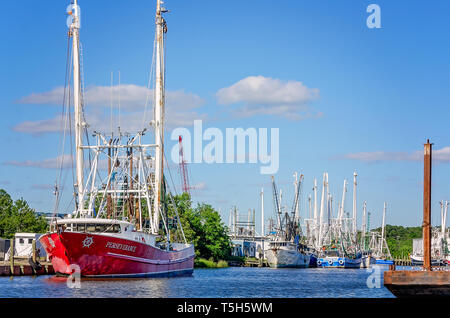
[[265, 247, 310, 268]]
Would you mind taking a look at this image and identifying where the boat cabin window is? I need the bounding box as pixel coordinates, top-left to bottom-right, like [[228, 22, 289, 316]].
[[95, 224, 106, 232], [325, 250, 340, 257], [28, 239, 33, 244], [19, 239, 24, 244], [86, 224, 96, 232], [105, 224, 121, 233], [73, 223, 120, 233]]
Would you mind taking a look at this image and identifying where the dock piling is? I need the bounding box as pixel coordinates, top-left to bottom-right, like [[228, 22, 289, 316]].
[[423, 139, 432, 271], [32, 239, 37, 263], [9, 239, 14, 274]]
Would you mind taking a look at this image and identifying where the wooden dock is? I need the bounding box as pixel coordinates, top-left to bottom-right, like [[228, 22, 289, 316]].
[[0, 259, 54, 276], [384, 266, 450, 297], [227, 258, 269, 267], [384, 140, 450, 297], [244, 259, 269, 267], [393, 259, 412, 266]]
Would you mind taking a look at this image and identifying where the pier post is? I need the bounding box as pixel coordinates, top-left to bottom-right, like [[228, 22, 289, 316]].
[[32, 239, 36, 263], [9, 239, 14, 274], [423, 140, 432, 271]]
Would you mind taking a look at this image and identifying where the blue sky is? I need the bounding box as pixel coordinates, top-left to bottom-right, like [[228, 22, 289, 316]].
[[1, 0, 450, 231]]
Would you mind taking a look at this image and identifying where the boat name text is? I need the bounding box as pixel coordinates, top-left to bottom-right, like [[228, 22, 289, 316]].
[[105, 242, 136, 252]]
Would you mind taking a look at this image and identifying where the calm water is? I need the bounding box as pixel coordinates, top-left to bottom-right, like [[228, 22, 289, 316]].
[[0, 266, 397, 298]]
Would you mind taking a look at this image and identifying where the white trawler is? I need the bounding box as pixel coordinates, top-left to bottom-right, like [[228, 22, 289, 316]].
[[265, 174, 311, 268]]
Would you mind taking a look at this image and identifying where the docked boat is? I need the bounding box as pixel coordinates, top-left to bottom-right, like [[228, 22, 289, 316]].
[[410, 255, 446, 267], [317, 249, 362, 269], [410, 234, 448, 267], [375, 258, 394, 265], [265, 175, 311, 268], [39, 0, 195, 278], [308, 251, 318, 267], [265, 241, 310, 268], [361, 253, 377, 267]]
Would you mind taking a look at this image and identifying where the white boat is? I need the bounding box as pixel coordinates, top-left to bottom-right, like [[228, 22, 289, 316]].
[[265, 241, 310, 268], [265, 175, 311, 268]]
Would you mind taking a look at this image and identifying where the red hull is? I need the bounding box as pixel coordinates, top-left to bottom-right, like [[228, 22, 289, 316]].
[[39, 232, 194, 278]]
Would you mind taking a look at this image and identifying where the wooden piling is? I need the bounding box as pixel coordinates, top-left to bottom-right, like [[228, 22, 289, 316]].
[[423, 140, 432, 271], [384, 139, 450, 297], [32, 239, 37, 263], [9, 239, 14, 274]]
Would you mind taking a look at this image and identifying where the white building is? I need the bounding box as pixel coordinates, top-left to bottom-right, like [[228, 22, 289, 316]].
[[5, 233, 46, 260]]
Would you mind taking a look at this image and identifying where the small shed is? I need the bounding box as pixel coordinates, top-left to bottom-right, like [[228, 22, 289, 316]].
[[5, 233, 46, 260]]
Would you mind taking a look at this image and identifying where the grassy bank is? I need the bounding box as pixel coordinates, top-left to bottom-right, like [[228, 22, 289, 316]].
[[194, 258, 229, 268]]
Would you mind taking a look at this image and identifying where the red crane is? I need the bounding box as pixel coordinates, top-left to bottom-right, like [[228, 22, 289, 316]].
[[178, 136, 192, 195]]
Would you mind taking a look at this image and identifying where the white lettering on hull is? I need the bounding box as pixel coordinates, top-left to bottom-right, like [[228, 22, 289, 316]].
[[105, 241, 137, 253]]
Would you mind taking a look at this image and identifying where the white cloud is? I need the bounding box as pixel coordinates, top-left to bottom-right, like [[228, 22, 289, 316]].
[[342, 147, 450, 163], [18, 84, 204, 111], [13, 116, 64, 135], [31, 184, 54, 190], [18, 87, 66, 105], [193, 181, 207, 191], [15, 84, 207, 134], [4, 154, 73, 169], [216, 75, 320, 119]]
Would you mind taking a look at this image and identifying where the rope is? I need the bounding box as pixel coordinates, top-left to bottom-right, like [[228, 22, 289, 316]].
[[52, 36, 72, 219], [141, 37, 157, 129]]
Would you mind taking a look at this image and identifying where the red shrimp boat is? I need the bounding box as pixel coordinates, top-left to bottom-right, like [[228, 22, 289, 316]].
[[40, 0, 194, 278], [40, 219, 194, 277]]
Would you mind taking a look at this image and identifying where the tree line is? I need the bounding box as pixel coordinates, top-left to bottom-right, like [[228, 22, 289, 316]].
[[374, 224, 423, 259], [0, 189, 48, 239]]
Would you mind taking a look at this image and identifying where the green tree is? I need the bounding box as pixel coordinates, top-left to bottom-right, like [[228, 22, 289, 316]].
[[166, 193, 232, 261], [372, 224, 423, 259], [0, 189, 48, 238]]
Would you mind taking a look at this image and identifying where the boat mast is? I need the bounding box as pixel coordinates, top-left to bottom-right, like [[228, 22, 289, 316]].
[[261, 188, 264, 236], [339, 179, 347, 222], [441, 200, 448, 237], [153, 0, 167, 234], [293, 172, 299, 221], [69, 0, 84, 212], [313, 178, 318, 243], [380, 202, 386, 255], [352, 171, 358, 243], [361, 201, 367, 250], [318, 172, 327, 248]]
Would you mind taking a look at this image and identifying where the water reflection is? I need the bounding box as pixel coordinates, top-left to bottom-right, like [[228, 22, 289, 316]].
[[0, 267, 395, 298]]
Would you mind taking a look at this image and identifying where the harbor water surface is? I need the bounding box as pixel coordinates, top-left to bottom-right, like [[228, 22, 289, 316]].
[[0, 267, 394, 298], [0, 266, 397, 298]]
